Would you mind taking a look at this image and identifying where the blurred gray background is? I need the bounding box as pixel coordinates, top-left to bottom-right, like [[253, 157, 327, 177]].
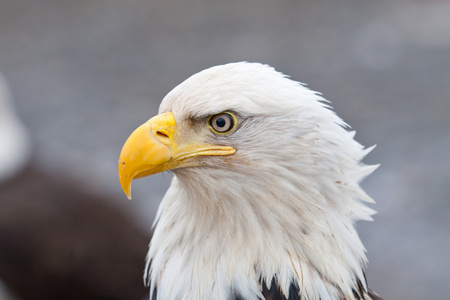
[[1, 0, 449, 299]]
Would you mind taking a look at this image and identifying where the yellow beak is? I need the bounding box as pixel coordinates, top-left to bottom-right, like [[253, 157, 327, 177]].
[[118, 112, 235, 199]]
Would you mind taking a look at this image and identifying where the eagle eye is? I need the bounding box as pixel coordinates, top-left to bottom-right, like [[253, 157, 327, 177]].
[[208, 112, 237, 134]]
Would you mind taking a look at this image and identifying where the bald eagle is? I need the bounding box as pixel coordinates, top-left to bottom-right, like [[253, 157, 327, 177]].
[[118, 62, 382, 300]]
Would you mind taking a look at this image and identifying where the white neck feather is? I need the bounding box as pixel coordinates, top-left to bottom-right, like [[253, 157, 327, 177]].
[[146, 131, 376, 300]]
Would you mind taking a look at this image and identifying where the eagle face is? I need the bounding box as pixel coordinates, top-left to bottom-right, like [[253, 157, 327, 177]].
[[118, 62, 379, 300]]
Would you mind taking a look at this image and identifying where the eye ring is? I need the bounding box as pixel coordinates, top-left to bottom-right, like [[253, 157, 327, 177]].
[[208, 112, 237, 135]]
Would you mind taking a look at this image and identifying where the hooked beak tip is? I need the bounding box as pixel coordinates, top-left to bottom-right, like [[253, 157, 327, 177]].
[[118, 160, 133, 200]]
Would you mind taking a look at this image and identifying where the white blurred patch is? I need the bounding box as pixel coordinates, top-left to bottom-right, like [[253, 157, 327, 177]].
[[0, 279, 17, 300], [0, 73, 31, 183]]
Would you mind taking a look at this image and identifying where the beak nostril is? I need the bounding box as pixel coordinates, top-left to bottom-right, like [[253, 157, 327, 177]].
[[156, 131, 169, 139]]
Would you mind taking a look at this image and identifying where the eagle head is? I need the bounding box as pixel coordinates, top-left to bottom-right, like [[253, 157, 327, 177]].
[[118, 62, 379, 300]]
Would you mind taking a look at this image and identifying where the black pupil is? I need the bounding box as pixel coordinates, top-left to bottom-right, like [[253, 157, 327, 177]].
[[216, 117, 226, 128]]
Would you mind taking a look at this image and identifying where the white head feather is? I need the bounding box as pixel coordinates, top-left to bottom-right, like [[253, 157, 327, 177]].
[[0, 73, 30, 182], [146, 62, 377, 300]]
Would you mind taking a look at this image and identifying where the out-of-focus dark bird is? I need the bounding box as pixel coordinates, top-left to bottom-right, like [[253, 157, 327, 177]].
[[0, 73, 149, 300], [118, 62, 382, 300]]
